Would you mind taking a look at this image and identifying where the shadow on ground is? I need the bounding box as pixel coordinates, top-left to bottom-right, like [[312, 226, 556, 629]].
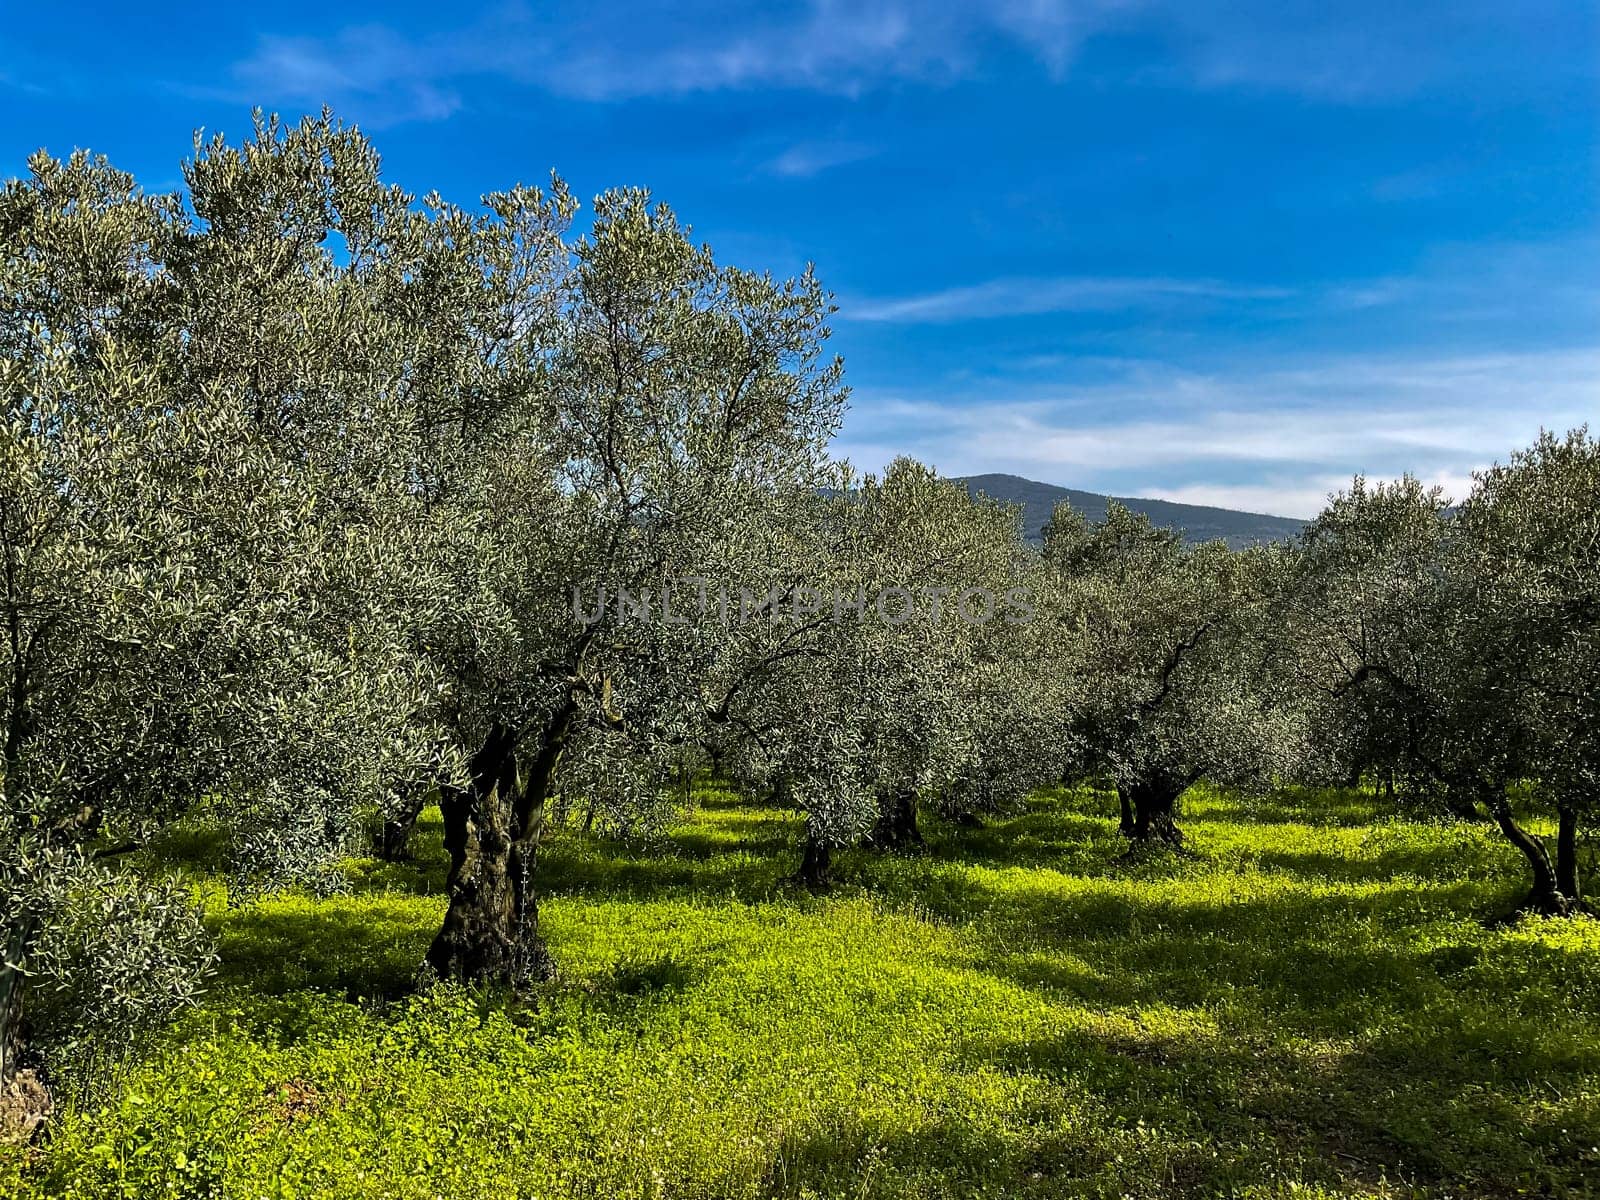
[[177, 781, 1600, 1197]]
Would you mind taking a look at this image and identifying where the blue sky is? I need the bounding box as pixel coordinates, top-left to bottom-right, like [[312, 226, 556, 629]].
[[3, 1, 1596, 517]]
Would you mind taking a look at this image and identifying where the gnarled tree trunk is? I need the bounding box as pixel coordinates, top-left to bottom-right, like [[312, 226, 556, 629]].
[[865, 789, 923, 852], [1488, 797, 1574, 916], [1118, 772, 1186, 847], [0, 973, 49, 1146], [0, 915, 52, 1146], [425, 700, 580, 985]]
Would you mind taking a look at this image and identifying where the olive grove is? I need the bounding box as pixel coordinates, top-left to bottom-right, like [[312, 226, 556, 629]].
[[2, 111, 1598, 1133]]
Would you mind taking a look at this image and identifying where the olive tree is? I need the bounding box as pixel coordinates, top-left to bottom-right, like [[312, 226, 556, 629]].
[[416, 187, 846, 982], [1299, 447, 1597, 915], [1044, 501, 1305, 846], [0, 154, 233, 1094], [1457, 429, 1599, 907], [1290, 477, 1454, 799], [0, 128, 445, 1103], [697, 459, 1052, 886], [844, 461, 1053, 853], [930, 630, 1071, 829], [169, 114, 460, 892]]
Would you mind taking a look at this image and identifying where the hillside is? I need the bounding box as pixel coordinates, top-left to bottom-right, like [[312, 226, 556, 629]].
[[955, 473, 1306, 547]]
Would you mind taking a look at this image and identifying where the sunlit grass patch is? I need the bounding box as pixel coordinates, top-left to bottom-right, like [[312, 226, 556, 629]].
[[11, 783, 1600, 1199]]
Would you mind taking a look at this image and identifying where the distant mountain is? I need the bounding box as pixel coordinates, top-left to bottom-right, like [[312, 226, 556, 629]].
[[954, 473, 1305, 548]]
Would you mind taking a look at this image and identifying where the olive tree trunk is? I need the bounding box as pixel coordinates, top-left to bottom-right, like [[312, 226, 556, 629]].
[[1557, 803, 1583, 903], [425, 700, 579, 985], [0, 915, 51, 1146], [0, 919, 29, 1086], [1118, 773, 1187, 846], [795, 833, 832, 892], [376, 789, 428, 863], [865, 790, 923, 852], [1487, 797, 1575, 916]]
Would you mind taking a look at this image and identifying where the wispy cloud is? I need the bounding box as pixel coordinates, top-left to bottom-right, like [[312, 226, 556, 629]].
[[1141, 471, 1477, 522], [843, 238, 1600, 327], [845, 276, 1295, 322], [215, 1, 1131, 121], [834, 348, 1600, 517], [0, 68, 51, 97], [766, 140, 878, 178], [228, 27, 465, 124], [1140, 2, 1596, 102], [1322, 278, 1418, 310], [212, 0, 1591, 124]]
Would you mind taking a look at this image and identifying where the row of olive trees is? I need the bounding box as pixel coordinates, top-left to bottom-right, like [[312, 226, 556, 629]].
[[696, 429, 1597, 919], [1037, 439, 1597, 914], [1290, 434, 1599, 914]]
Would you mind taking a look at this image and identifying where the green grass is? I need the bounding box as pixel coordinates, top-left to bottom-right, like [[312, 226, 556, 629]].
[[6, 784, 1600, 1199]]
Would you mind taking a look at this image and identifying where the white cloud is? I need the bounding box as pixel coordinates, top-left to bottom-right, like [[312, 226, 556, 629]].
[[210, 0, 1593, 121], [226, 26, 466, 125], [219, 1, 1125, 119], [766, 141, 879, 179], [1139, 470, 1476, 522], [842, 242, 1600, 326], [845, 276, 1295, 322], [833, 348, 1600, 518]]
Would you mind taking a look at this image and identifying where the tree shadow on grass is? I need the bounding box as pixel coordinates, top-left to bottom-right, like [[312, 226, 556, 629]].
[[921, 792, 1125, 876], [341, 800, 805, 906], [1189, 784, 1395, 828], [606, 951, 706, 996], [757, 1112, 1109, 1200], [923, 866, 1600, 1195], [647, 810, 798, 864], [535, 836, 794, 903], [961, 1011, 1600, 1198], [534, 802, 807, 903], [692, 785, 754, 811], [1002, 1030, 1414, 1195], [211, 895, 440, 999], [1241, 836, 1513, 885], [908, 785, 1520, 892], [948, 873, 1596, 1031], [752, 1098, 1380, 1199], [136, 818, 231, 876]]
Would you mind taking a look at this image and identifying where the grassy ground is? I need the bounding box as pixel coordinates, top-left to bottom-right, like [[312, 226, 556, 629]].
[[5, 784, 1599, 1199]]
